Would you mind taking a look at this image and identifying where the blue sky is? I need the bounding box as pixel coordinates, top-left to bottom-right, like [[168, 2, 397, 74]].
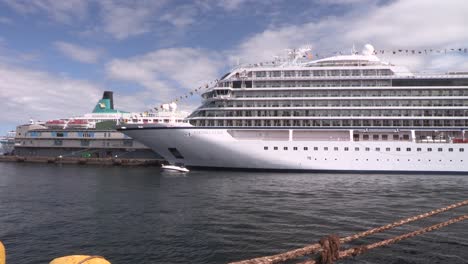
[[0, 0, 468, 135]]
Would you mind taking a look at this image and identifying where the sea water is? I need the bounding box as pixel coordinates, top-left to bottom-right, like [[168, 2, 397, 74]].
[[0, 162, 467, 263]]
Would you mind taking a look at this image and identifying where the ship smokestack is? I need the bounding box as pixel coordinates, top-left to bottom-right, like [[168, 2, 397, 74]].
[[102, 91, 114, 110]]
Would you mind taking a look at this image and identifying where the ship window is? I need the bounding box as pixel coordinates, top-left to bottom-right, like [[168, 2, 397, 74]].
[[403, 135, 410, 140], [353, 134, 359, 141], [460, 148, 464, 152], [29, 131, 41, 137], [54, 140, 63, 146], [274, 146, 278, 150], [438, 148, 443, 152], [375, 147, 380, 151], [355, 147, 359, 151], [382, 135, 388, 140], [283, 147, 288, 150], [393, 135, 399, 140], [344, 147, 349, 151], [386, 147, 390, 151], [284, 71, 295, 77], [81, 132, 94, 138], [363, 135, 369, 140], [168, 148, 184, 159], [417, 148, 421, 152], [396, 148, 401, 151], [293, 147, 298, 150], [428, 148, 432, 152], [264, 146, 268, 150], [373, 135, 379, 140], [406, 148, 411, 151], [80, 140, 90, 146], [270, 71, 281, 77], [300, 70, 310, 77], [255, 71, 266, 77], [233, 81, 242, 88], [324, 147, 328, 151], [304, 147, 308, 151], [449, 148, 453, 152], [56, 132, 64, 137], [365, 147, 370, 151], [314, 147, 318, 150], [334, 147, 338, 151]]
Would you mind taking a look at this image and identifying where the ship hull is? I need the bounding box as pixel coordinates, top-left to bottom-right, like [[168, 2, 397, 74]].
[[120, 126, 468, 173]]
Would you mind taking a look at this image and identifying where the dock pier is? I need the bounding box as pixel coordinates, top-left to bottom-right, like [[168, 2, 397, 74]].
[[0, 155, 164, 166]]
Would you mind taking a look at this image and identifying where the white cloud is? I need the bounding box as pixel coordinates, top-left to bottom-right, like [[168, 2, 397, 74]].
[[217, 0, 251, 11], [4, 0, 169, 40], [319, 0, 377, 4], [3, 0, 468, 126], [231, 18, 342, 64], [99, 0, 166, 40], [103, 0, 468, 112], [0, 17, 12, 24], [0, 42, 41, 65], [160, 5, 198, 28], [427, 54, 468, 72], [0, 62, 102, 123], [347, 0, 468, 47], [3, 0, 268, 41], [106, 48, 222, 104], [0, 60, 152, 126], [54, 41, 101, 64], [3, 0, 89, 24], [232, 0, 468, 72]]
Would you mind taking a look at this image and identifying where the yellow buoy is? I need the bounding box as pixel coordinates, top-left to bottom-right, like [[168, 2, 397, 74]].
[[0, 241, 5, 264], [50, 255, 110, 264]]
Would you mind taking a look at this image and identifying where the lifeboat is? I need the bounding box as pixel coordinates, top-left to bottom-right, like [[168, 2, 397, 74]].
[[67, 119, 90, 128], [453, 138, 468, 143], [45, 120, 67, 129]]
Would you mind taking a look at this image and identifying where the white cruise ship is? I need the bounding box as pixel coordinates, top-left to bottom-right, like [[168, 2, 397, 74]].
[[119, 44, 468, 173]]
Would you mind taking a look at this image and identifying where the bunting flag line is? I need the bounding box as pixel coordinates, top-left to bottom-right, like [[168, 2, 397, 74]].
[[142, 46, 468, 114], [143, 79, 220, 113]]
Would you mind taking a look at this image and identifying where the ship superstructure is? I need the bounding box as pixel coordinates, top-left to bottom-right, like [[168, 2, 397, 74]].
[[0, 131, 15, 155], [119, 45, 468, 172], [15, 92, 187, 159]]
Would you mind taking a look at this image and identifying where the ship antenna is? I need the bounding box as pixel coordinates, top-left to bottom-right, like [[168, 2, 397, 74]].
[[351, 43, 357, 55]]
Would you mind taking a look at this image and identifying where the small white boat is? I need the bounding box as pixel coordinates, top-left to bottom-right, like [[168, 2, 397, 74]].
[[161, 164, 190, 172]]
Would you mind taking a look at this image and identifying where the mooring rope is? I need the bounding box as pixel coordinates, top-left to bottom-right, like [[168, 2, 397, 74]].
[[316, 235, 340, 264], [229, 199, 468, 264], [298, 215, 468, 264]]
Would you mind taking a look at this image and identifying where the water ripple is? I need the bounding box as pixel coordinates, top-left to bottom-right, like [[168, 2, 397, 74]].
[[0, 163, 467, 263]]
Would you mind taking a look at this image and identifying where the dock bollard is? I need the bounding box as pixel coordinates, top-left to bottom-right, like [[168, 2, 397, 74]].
[[0, 241, 5, 264], [50, 255, 110, 264]]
